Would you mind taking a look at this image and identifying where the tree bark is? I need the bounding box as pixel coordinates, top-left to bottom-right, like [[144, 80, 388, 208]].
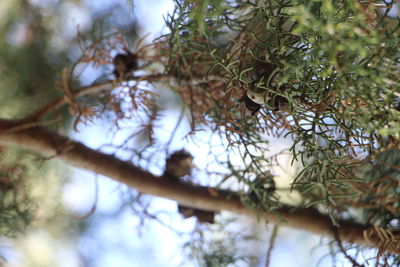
[[0, 119, 374, 248]]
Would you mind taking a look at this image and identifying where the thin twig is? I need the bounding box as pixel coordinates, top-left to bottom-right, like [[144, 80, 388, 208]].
[[265, 224, 278, 267], [1, 116, 61, 135], [23, 73, 223, 122], [166, 104, 186, 153], [64, 175, 99, 219]]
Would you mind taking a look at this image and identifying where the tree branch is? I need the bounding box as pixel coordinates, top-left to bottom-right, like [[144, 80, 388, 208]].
[[22, 73, 225, 122], [23, 74, 166, 121], [0, 119, 375, 249]]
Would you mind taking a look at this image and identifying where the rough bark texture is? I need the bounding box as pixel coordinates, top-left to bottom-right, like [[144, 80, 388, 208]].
[[0, 119, 373, 248]]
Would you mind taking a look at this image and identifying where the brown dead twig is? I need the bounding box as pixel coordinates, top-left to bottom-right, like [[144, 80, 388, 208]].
[[15, 73, 163, 129], [364, 225, 400, 257], [16, 32, 153, 124], [20, 63, 223, 124]]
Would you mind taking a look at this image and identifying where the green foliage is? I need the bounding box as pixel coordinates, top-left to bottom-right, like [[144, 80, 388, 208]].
[[184, 223, 257, 267], [0, 1, 68, 240], [173, 0, 230, 33], [0, 0, 91, 260], [0, 148, 36, 237], [159, 0, 400, 261], [0, 2, 71, 119], [355, 149, 400, 225]]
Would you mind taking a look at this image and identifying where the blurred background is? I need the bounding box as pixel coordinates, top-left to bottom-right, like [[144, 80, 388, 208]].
[[0, 0, 373, 266]]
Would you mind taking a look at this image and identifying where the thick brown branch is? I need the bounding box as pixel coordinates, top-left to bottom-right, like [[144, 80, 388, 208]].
[[0, 119, 372, 248]]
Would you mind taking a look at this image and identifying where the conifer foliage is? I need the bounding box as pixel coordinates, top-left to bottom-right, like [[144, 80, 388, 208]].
[[1, 0, 400, 265]]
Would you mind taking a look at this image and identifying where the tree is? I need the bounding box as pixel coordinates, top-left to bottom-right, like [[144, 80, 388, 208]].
[[1, 0, 400, 266]]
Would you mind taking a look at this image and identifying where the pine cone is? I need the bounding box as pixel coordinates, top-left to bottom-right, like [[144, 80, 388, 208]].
[[164, 150, 193, 179], [178, 205, 215, 224], [113, 51, 138, 79]]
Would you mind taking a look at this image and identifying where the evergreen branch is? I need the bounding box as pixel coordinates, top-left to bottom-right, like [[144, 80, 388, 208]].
[[0, 118, 377, 251]]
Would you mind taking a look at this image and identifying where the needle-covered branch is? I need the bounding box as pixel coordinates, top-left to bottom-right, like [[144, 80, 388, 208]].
[[0, 119, 377, 250]]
